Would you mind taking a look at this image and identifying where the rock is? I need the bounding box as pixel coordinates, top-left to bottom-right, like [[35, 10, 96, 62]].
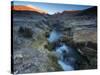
[[12, 6, 97, 73]]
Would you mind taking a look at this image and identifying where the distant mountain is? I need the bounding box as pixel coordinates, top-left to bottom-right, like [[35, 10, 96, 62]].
[[62, 10, 80, 14], [78, 6, 97, 15], [54, 6, 97, 16], [11, 5, 48, 14]]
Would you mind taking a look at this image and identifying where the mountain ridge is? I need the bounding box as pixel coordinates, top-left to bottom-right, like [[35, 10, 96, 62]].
[[11, 5, 48, 14]]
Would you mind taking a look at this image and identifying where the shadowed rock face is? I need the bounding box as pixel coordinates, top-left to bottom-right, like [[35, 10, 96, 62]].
[[12, 6, 97, 74]]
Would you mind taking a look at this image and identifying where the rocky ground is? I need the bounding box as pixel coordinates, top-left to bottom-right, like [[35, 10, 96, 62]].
[[12, 6, 97, 74]]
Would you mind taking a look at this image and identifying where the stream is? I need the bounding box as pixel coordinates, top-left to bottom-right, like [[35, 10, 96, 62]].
[[47, 29, 81, 71]]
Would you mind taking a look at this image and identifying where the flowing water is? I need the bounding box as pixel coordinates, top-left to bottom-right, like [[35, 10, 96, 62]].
[[47, 30, 62, 43], [47, 30, 81, 71]]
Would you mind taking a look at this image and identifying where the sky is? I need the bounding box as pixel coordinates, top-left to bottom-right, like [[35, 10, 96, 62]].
[[12, 1, 93, 14]]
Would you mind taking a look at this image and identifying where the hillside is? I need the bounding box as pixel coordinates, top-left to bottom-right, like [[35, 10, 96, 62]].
[[78, 6, 97, 15], [11, 5, 47, 14], [12, 6, 97, 74]]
